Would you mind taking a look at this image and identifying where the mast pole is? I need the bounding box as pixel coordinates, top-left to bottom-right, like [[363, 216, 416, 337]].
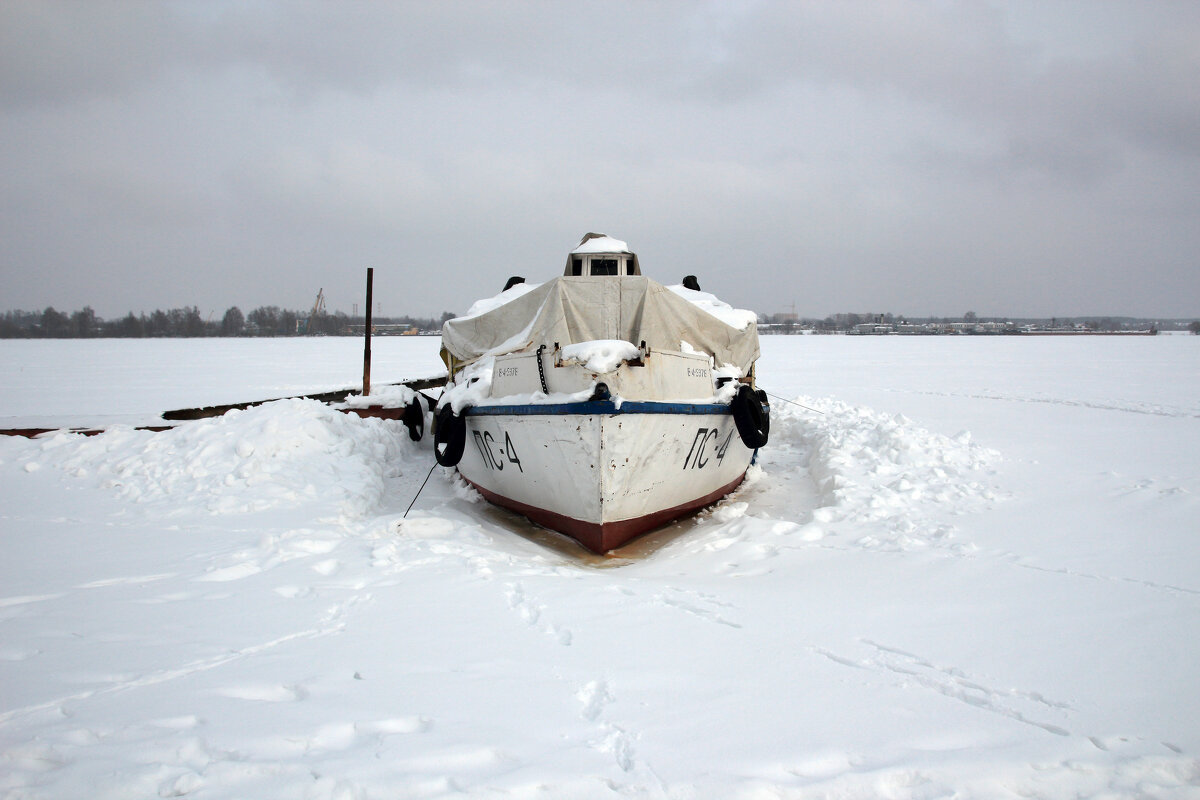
[[363, 267, 373, 396]]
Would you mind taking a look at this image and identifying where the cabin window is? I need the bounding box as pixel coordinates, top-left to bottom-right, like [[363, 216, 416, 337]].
[[569, 253, 634, 276]]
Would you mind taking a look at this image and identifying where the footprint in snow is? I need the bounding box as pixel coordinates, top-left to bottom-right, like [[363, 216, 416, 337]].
[[357, 716, 432, 735], [273, 585, 313, 599], [814, 639, 1073, 738], [504, 581, 573, 645], [214, 684, 307, 702], [0, 593, 64, 608], [158, 771, 204, 797], [575, 680, 636, 773], [311, 558, 340, 576], [148, 715, 202, 730], [577, 679, 613, 721], [194, 562, 261, 582], [74, 572, 177, 589], [654, 587, 742, 628], [0, 646, 42, 662]]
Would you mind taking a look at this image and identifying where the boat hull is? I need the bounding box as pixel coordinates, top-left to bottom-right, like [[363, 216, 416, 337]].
[[458, 400, 753, 553]]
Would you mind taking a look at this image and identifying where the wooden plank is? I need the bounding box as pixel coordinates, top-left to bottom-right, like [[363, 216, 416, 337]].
[[1, 375, 446, 437], [160, 376, 445, 420]]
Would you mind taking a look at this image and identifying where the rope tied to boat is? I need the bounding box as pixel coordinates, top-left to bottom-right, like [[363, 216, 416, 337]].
[[761, 390, 825, 415], [403, 461, 439, 519]]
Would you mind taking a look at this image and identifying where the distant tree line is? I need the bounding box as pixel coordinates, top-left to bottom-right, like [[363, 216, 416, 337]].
[[760, 311, 1197, 334], [4, 306, 1194, 338], [0, 306, 456, 338], [758, 311, 983, 333]]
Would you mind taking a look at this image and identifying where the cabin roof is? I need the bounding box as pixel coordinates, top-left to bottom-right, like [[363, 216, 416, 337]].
[[565, 232, 641, 276], [570, 233, 631, 255]]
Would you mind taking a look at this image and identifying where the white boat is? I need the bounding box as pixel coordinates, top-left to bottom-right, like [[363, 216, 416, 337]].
[[433, 234, 768, 553]]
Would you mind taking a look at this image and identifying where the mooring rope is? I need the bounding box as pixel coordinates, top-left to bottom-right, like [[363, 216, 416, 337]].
[[403, 461, 439, 518], [762, 390, 825, 416]]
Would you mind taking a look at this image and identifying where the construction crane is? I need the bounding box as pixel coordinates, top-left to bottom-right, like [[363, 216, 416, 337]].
[[301, 288, 326, 335]]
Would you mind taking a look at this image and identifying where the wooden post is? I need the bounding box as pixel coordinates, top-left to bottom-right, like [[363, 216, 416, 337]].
[[363, 267, 374, 396]]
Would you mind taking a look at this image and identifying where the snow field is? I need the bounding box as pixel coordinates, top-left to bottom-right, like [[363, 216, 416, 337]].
[[1, 335, 1198, 798]]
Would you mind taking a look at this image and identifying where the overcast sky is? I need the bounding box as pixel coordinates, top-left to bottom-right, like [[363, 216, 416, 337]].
[[2, 1, 1197, 320]]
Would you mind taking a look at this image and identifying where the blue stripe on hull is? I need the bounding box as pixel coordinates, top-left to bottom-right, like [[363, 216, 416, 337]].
[[465, 400, 731, 417]]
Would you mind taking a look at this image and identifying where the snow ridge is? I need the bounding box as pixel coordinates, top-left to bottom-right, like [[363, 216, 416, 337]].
[[776, 395, 1001, 552], [34, 399, 410, 518]]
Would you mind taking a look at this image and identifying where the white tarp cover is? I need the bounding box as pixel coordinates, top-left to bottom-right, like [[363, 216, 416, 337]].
[[441, 276, 760, 372]]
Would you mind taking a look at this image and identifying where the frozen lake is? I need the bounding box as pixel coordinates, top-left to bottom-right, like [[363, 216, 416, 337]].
[[1, 334, 1198, 798], [0, 336, 447, 428]]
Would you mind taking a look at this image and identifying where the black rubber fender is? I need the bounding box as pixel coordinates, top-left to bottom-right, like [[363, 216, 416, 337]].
[[731, 384, 769, 449], [754, 388, 770, 440], [433, 405, 467, 466], [402, 397, 425, 442]]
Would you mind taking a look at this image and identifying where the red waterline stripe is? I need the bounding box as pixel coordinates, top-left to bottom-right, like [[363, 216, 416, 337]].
[[462, 471, 746, 554]]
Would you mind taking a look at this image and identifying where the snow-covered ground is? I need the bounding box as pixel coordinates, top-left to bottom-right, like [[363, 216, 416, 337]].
[[1, 335, 1197, 799]]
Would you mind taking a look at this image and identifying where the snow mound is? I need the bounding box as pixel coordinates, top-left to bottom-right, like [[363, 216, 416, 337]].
[[341, 383, 420, 409], [34, 399, 410, 518], [764, 395, 1001, 552]]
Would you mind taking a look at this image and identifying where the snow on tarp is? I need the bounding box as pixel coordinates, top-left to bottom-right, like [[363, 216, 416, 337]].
[[441, 276, 760, 372], [559, 339, 642, 374], [667, 284, 758, 331], [570, 234, 631, 254], [458, 281, 542, 320]]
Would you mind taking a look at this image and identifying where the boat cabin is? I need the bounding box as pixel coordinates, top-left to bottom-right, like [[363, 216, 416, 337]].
[[564, 232, 642, 277]]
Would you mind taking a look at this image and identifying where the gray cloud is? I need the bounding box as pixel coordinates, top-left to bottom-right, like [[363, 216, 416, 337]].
[[1, 1, 1197, 320]]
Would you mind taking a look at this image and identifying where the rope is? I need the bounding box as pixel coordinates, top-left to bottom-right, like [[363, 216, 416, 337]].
[[762, 390, 825, 415], [403, 461, 439, 519]]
